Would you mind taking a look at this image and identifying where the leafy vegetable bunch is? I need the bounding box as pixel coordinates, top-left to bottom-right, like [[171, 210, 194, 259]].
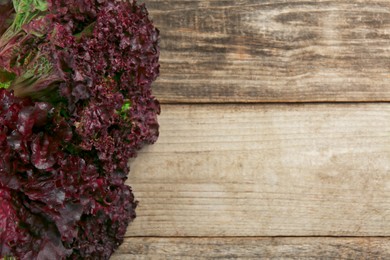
[[0, 0, 160, 258]]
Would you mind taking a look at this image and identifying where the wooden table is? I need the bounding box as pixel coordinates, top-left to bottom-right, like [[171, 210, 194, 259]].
[[112, 1, 390, 258]]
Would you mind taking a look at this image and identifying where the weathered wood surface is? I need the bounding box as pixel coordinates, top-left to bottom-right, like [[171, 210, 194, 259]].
[[113, 237, 390, 259], [124, 104, 390, 237], [143, 0, 390, 103], [115, 2, 390, 258]]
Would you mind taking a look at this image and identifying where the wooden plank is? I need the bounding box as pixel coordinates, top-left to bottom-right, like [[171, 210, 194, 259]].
[[125, 104, 390, 236], [142, 0, 390, 103], [112, 237, 390, 259]]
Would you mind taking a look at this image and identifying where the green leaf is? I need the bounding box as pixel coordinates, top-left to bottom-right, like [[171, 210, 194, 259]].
[[0, 69, 15, 88], [117, 100, 132, 119], [0, 68, 16, 82], [121, 101, 132, 113], [1, 0, 48, 44], [0, 81, 11, 88]]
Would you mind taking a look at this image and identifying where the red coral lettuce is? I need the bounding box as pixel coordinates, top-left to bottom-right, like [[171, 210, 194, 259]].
[[0, 0, 160, 259]]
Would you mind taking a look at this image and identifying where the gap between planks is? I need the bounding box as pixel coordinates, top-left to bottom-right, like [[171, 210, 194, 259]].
[[124, 235, 390, 238], [157, 100, 390, 105]]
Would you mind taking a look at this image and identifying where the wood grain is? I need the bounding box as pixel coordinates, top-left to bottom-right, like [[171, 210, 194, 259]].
[[142, 0, 390, 103], [125, 104, 390, 236], [112, 237, 390, 259]]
